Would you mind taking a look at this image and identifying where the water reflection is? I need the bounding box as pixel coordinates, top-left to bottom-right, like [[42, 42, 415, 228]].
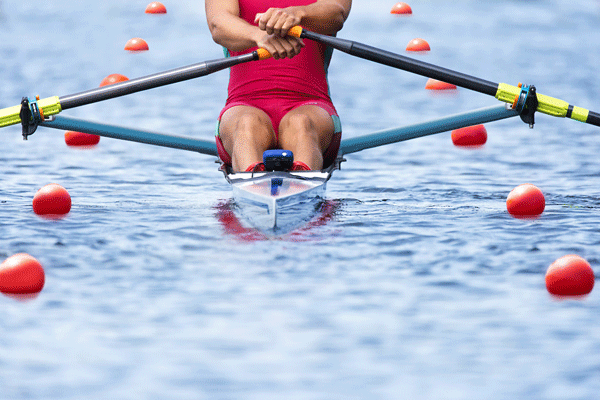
[[215, 199, 341, 241]]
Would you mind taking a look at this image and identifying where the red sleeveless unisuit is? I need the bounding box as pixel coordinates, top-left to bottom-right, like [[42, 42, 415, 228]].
[[215, 0, 342, 167]]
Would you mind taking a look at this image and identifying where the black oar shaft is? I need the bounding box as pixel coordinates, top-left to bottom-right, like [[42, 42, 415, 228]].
[[587, 111, 600, 126], [60, 52, 258, 110], [295, 28, 600, 128], [2, 48, 271, 130], [299, 30, 499, 96]]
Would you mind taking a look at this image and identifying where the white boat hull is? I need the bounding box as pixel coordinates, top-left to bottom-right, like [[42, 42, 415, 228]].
[[224, 168, 335, 232]]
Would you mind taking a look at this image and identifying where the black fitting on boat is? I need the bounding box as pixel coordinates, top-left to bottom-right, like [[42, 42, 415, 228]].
[[513, 84, 538, 128], [20, 97, 42, 140]]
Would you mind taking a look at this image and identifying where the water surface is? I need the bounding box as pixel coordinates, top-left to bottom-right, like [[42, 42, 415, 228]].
[[1, 1, 600, 399]]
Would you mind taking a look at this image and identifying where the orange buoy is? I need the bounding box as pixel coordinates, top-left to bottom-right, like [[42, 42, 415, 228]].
[[32, 183, 71, 216], [425, 78, 457, 91], [506, 183, 545, 217], [125, 38, 149, 52], [145, 2, 167, 14], [0, 254, 45, 294], [391, 2, 412, 14], [546, 255, 595, 296], [451, 125, 487, 146], [406, 38, 430, 52], [65, 131, 100, 147], [100, 73, 129, 87]]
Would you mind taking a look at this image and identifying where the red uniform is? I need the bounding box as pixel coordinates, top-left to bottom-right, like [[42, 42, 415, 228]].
[[216, 0, 342, 168]]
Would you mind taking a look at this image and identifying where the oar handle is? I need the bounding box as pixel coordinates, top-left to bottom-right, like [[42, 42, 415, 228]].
[[255, 48, 272, 60], [288, 26, 304, 39]]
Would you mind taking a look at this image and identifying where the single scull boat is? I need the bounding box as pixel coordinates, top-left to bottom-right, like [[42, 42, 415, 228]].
[[36, 105, 518, 231], [2, 27, 598, 231]]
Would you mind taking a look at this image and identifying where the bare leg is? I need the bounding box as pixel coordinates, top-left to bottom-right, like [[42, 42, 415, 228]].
[[278, 105, 335, 170], [219, 105, 277, 172]]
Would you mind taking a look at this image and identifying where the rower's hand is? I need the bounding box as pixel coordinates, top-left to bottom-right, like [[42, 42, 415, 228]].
[[254, 8, 304, 59], [255, 7, 302, 37], [254, 32, 304, 60], [254, 7, 302, 37]]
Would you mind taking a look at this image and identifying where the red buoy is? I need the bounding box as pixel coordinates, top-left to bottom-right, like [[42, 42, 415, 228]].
[[546, 255, 595, 296], [64, 74, 129, 146], [425, 78, 457, 91], [406, 38, 430, 52], [391, 2, 412, 14], [32, 183, 71, 216], [0, 254, 45, 294], [506, 183, 545, 217], [125, 38, 149, 52], [99, 73, 129, 87], [451, 125, 487, 146], [145, 2, 167, 14], [65, 131, 100, 147]]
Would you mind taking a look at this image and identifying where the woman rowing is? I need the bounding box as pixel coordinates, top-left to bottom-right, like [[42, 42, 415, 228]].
[[205, 0, 352, 172]]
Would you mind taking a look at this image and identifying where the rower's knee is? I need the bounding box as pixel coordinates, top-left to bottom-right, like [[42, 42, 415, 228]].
[[235, 113, 267, 134], [233, 113, 275, 146], [282, 113, 315, 134], [281, 114, 321, 147], [280, 106, 335, 148]]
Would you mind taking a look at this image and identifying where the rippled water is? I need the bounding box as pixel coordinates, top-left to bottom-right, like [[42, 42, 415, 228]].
[[2, 1, 600, 399]]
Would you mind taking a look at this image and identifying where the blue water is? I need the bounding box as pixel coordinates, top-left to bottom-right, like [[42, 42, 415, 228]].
[[2, 0, 600, 398]]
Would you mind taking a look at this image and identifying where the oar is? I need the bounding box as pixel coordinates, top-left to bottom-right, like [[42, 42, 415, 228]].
[[288, 26, 600, 129], [0, 48, 271, 138]]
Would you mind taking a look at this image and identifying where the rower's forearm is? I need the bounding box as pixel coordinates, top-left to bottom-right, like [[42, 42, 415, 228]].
[[206, 0, 351, 51], [207, 14, 261, 52], [294, 0, 351, 34]]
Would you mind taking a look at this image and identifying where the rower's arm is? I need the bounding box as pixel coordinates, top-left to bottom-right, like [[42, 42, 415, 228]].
[[289, 0, 352, 35], [255, 0, 351, 37], [205, 0, 257, 52], [205, 0, 305, 59]]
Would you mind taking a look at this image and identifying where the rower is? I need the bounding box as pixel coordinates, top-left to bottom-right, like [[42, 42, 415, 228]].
[[206, 0, 352, 173]]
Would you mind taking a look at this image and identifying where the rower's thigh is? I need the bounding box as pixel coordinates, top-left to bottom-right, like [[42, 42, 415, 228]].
[[219, 105, 277, 151], [278, 105, 335, 151]]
